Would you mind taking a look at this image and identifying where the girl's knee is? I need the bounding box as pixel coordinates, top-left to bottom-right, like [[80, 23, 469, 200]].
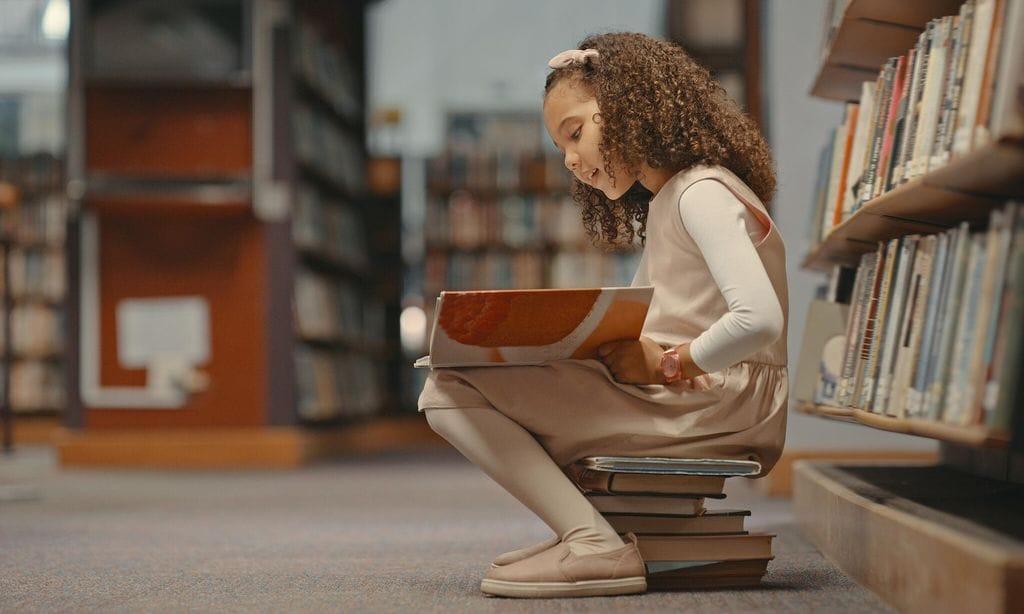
[[424, 407, 463, 441]]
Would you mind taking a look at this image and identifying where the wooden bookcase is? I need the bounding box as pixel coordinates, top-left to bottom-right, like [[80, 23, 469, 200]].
[[422, 112, 640, 301], [0, 156, 68, 447], [58, 0, 434, 468], [793, 1, 1024, 611]]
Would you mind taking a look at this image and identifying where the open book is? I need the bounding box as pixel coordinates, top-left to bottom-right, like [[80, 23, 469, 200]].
[[415, 286, 654, 368]]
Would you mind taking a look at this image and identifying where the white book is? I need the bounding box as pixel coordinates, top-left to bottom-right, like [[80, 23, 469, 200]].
[[872, 237, 918, 412], [925, 222, 971, 420], [843, 82, 876, 218], [951, 0, 997, 156], [941, 234, 987, 424], [909, 17, 952, 178], [891, 235, 937, 418], [822, 123, 848, 240], [983, 0, 1024, 145]]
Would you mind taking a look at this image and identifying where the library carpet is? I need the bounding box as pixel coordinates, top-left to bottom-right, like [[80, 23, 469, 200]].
[[0, 446, 892, 612]]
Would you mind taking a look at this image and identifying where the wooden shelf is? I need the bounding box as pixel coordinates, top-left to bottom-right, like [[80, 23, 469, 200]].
[[802, 139, 1024, 271], [811, 0, 965, 101], [795, 462, 1024, 613], [795, 403, 1011, 448]]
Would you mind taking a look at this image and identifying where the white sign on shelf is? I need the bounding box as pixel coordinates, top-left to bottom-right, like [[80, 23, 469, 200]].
[[116, 296, 211, 369]]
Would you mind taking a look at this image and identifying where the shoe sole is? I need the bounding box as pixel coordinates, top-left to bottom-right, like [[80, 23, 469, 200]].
[[480, 576, 647, 598]]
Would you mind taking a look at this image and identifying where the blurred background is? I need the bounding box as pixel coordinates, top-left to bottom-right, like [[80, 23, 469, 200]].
[[0, 0, 939, 475]]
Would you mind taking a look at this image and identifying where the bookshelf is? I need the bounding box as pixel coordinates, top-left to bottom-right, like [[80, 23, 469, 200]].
[[0, 155, 69, 446], [422, 112, 640, 304], [794, 1, 1024, 611], [58, 0, 424, 468]]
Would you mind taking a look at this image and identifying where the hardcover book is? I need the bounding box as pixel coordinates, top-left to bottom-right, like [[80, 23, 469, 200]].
[[415, 286, 654, 368]]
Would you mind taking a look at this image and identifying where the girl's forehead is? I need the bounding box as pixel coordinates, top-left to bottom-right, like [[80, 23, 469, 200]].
[[543, 81, 597, 123]]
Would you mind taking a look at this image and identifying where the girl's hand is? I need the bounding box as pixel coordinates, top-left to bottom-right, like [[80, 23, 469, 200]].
[[597, 336, 667, 384]]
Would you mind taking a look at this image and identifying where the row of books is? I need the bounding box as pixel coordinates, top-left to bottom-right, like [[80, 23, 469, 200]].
[[423, 250, 640, 296], [822, 201, 1022, 430], [292, 183, 369, 274], [292, 15, 362, 126], [0, 361, 65, 413], [0, 155, 67, 415], [0, 247, 66, 303], [569, 457, 773, 589], [427, 152, 571, 194], [294, 345, 382, 421], [425, 193, 599, 250], [813, 0, 1023, 244], [427, 112, 570, 192], [293, 268, 387, 349], [0, 194, 66, 247], [0, 155, 63, 195], [425, 251, 544, 294], [0, 304, 64, 359], [293, 101, 366, 196]]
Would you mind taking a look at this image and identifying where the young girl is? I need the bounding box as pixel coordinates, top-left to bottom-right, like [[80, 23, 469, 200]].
[[419, 32, 788, 599]]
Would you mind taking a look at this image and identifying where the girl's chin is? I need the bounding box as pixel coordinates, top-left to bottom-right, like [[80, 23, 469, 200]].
[[599, 184, 631, 200]]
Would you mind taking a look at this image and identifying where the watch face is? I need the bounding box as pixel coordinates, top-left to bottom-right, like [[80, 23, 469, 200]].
[[661, 352, 681, 377]]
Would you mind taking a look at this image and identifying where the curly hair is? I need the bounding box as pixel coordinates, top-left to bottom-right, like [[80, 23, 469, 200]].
[[544, 32, 776, 248]]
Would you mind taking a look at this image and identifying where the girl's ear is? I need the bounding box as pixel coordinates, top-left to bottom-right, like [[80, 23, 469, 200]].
[[592, 113, 602, 124]]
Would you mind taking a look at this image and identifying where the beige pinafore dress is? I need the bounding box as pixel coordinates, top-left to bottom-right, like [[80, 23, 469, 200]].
[[419, 165, 789, 476]]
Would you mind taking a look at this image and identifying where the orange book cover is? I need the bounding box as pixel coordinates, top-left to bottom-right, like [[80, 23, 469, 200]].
[[415, 286, 654, 368]]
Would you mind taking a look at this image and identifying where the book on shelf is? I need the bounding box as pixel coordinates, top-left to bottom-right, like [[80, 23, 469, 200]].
[[871, 236, 919, 413], [820, 202, 1022, 428], [415, 286, 653, 368], [810, 0, 1022, 237], [988, 204, 1024, 429]]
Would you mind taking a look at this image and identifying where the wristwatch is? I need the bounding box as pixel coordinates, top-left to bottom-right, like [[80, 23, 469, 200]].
[[660, 347, 684, 383]]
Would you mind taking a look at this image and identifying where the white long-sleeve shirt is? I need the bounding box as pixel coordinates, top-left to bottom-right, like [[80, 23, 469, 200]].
[[677, 179, 784, 373]]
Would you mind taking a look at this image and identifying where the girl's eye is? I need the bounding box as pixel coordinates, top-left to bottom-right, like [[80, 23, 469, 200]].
[[571, 127, 581, 140]]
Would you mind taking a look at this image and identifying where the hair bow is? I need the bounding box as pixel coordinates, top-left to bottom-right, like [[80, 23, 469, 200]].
[[547, 48, 600, 69]]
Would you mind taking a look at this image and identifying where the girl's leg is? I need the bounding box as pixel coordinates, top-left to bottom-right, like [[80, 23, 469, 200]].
[[424, 406, 623, 556]]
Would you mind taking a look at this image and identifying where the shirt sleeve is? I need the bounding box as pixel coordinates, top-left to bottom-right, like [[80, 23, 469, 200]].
[[678, 179, 784, 373]]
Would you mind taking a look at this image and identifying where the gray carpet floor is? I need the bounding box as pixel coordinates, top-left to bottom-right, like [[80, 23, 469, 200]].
[[0, 445, 892, 613]]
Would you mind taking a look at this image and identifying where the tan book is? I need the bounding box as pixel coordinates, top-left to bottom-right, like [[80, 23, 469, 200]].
[[605, 509, 749, 535], [586, 494, 705, 516], [635, 533, 775, 562], [573, 468, 726, 496]]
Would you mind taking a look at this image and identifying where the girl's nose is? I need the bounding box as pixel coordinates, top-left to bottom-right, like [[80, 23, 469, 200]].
[[563, 151, 579, 171]]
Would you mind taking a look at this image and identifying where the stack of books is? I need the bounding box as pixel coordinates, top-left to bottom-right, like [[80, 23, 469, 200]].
[[570, 456, 775, 590]]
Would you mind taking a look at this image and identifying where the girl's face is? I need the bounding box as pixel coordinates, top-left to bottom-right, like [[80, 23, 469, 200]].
[[543, 81, 634, 200]]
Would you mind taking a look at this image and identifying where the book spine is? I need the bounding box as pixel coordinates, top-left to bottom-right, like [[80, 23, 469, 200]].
[[851, 245, 887, 406], [934, 5, 974, 168], [874, 236, 919, 413], [924, 222, 971, 419], [891, 235, 935, 417], [858, 62, 896, 208], [860, 238, 900, 409], [899, 25, 933, 185], [952, 0, 996, 156], [942, 233, 987, 423], [874, 55, 908, 199], [965, 207, 1012, 423], [987, 202, 1024, 428], [836, 253, 873, 406], [885, 49, 915, 192], [843, 82, 876, 218], [910, 18, 952, 179]]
